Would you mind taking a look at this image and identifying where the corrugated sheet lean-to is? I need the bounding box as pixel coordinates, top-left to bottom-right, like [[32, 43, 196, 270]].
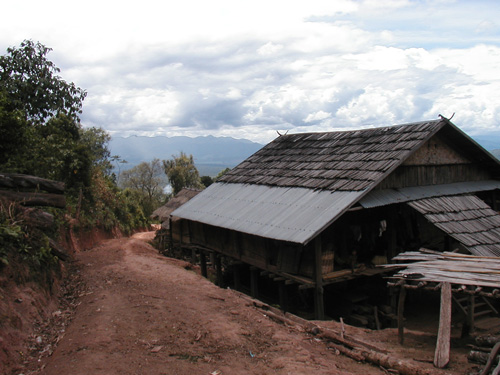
[[171, 182, 365, 245], [359, 180, 500, 208], [407, 194, 500, 257]]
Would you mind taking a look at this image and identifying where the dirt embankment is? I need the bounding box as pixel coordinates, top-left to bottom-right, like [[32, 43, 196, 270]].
[[2, 231, 481, 375], [0, 226, 130, 375]]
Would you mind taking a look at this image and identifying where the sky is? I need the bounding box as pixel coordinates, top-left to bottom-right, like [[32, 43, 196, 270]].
[[1, 0, 500, 146]]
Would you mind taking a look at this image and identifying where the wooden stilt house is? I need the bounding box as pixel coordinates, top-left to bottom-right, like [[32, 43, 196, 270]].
[[171, 118, 500, 320]]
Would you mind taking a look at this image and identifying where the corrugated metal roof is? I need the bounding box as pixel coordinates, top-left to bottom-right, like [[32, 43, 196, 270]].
[[407, 195, 500, 257], [171, 182, 364, 245], [359, 180, 500, 208]]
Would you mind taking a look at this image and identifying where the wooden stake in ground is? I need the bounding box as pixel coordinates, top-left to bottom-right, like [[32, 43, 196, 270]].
[[398, 283, 406, 345], [434, 282, 452, 368]]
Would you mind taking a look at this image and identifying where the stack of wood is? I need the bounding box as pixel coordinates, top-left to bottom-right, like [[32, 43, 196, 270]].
[[0, 173, 66, 208], [0, 172, 69, 261], [468, 335, 500, 374], [386, 249, 500, 290]]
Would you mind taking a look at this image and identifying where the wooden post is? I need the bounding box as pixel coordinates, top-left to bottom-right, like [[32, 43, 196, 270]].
[[169, 217, 173, 251], [279, 280, 287, 312], [180, 220, 184, 245], [387, 208, 398, 262], [434, 282, 452, 368], [210, 253, 216, 269], [314, 236, 325, 320], [467, 293, 475, 334], [191, 248, 197, 264], [233, 263, 241, 291], [215, 255, 223, 287], [398, 283, 406, 345], [250, 267, 259, 298], [200, 251, 207, 278]]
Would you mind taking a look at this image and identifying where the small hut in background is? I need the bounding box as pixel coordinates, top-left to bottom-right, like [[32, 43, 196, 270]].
[[151, 188, 201, 250]]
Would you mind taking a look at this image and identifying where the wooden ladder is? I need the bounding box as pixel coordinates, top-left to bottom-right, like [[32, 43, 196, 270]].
[[452, 294, 498, 331]]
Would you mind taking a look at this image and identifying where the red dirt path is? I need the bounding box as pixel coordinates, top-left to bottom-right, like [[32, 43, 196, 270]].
[[17, 232, 479, 374]]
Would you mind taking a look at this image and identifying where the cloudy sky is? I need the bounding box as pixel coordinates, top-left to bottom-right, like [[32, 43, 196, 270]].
[[2, 0, 500, 146]]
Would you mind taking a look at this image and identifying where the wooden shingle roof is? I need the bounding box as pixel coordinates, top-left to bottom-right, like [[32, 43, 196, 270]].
[[219, 120, 444, 191], [151, 188, 201, 221], [408, 195, 500, 257]]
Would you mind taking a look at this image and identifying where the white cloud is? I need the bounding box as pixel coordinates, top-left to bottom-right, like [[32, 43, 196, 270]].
[[304, 111, 332, 123], [336, 86, 416, 125], [1, 0, 500, 146]]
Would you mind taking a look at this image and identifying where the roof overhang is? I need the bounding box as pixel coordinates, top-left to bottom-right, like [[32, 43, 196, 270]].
[[171, 182, 365, 245], [359, 180, 500, 209], [407, 194, 500, 257]]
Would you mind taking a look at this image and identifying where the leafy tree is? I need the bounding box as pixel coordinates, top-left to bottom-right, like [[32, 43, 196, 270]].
[[120, 159, 166, 216], [215, 167, 231, 181], [79, 127, 113, 175], [11, 113, 92, 192], [200, 175, 213, 188], [163, 152, 202, 195], [0, 40, 86, 123], [0, 40, 90, 189], [0, 40, 149, 273], [0, 89, 30, 169]]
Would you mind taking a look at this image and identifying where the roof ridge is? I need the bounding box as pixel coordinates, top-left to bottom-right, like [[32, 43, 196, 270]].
[[278, 118, 444, 139]]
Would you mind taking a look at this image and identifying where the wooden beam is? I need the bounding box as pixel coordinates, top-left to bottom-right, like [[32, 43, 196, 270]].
[[215, 255, 223, 287], [169, 217, 173, 251], [279, 280, 287, 313], [434, 282, 452, 368], [200, 251, 207, 278], [232, 263, 241, 291], [314, 236, 325, 320], [479, 341, 500, 375], [467, 294, 475, 335], [250, 268, 259, 299], [299, 284, 314, 290], [398, 283, 406, 345]]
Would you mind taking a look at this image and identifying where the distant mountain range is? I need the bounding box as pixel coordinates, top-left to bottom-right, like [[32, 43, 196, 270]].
[[109, 135, 264, 177], [109, 134, 500, 178]]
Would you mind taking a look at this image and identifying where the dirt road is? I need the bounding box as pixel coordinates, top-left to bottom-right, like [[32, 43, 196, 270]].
[[28, 232, 388, 375], [18, 232, 479, 375]]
